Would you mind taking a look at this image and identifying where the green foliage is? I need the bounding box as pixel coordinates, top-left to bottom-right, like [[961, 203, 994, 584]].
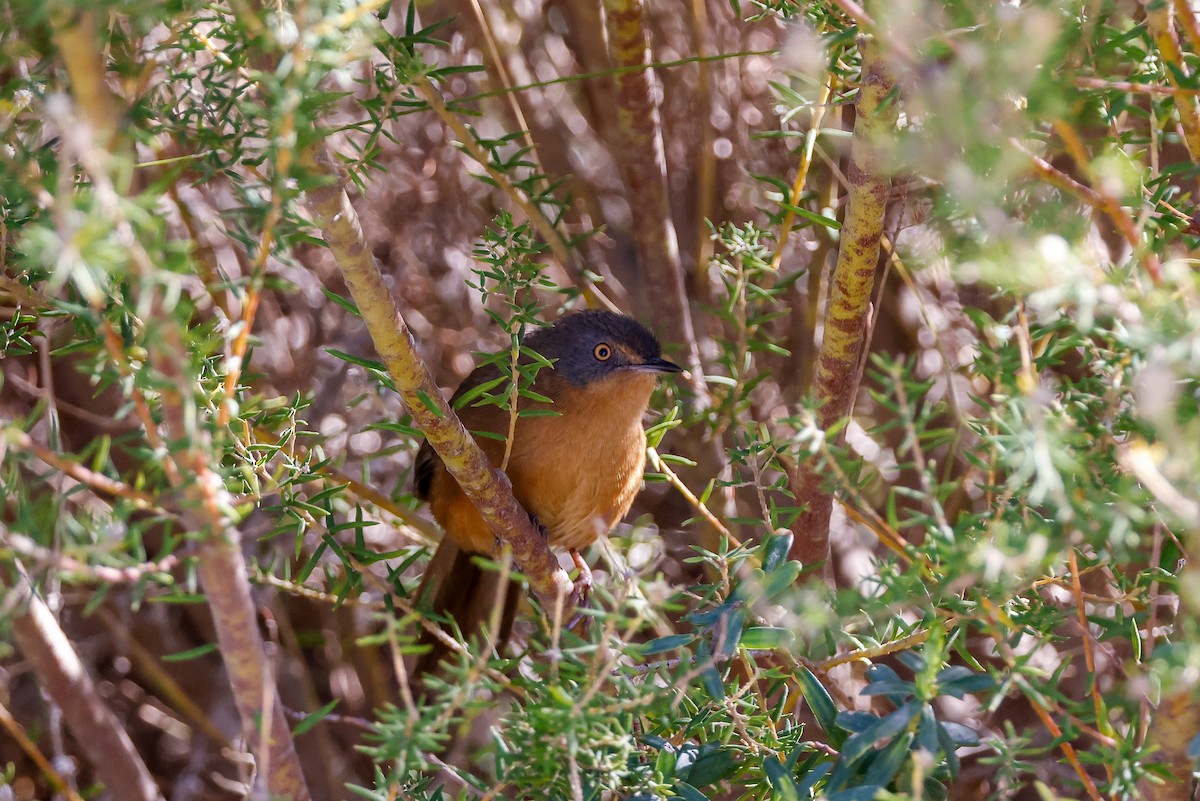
[[3, 0, 1200, 799]]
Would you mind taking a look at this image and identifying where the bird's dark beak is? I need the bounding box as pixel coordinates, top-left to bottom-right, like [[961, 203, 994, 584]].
[[632, 357, 684, 374]]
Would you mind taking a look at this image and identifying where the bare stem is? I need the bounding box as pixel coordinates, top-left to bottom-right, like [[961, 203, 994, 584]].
[[789, 37, 898, 571]]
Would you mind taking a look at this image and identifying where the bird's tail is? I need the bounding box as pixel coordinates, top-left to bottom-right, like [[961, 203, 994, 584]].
[[410, 538, 521, 690]]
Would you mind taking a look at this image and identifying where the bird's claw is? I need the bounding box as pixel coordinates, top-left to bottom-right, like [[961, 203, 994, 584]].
[[529, 513, 550, 540], [566, 549, 592, 635]]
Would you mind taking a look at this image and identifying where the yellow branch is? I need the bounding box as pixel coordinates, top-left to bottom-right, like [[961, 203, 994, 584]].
[[1146, 1, 1200, 162], [790, 36, 898, 569], [301, 143, 574, 611]]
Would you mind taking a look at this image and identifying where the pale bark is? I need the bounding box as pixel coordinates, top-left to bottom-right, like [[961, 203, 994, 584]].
[[6, 560, 164, 801]]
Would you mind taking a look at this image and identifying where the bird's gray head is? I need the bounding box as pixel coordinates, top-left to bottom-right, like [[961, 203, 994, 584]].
[[526, 310, 682, 387]]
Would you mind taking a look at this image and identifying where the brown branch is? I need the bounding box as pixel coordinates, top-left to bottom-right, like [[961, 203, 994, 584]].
[[789, 37, 898, 570], [300, 142, 574, 613], [149, 322, 313, 801], [0, 531, 177, 585], [977, 596, 1105, 801], [1137, 684, 1200, 800], [94, 609, 233, 750], [52, 86, 314, 801], [1020, 680, 1106, 801], [1068, 549, 1115, 786], [688, 0, 718, 277], [601, 0, 707, 399], [646, 447, 736, 544], [1074, 76, 1200, 96], [249, 426, 441, 543], [46, 9, 315, 794], [48, 8, 120, 149], [5, 560, 165, 801], [770, 72, 835, 272], [826, 0, 916, 63], [8, 429, 157, 510]]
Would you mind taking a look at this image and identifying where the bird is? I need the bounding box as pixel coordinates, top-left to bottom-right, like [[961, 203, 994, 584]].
[[411, 310, 681, 678]]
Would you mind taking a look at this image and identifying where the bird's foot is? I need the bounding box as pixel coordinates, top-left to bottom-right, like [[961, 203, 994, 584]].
[[529, 513, 550, 540], [566, 549, 593, 635]]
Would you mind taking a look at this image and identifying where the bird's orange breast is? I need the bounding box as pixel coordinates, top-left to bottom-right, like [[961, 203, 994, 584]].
[[427, 371, 657, 554]]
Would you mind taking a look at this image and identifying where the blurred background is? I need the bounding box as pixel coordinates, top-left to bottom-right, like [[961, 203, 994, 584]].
[[4, 0, 1199, 799]]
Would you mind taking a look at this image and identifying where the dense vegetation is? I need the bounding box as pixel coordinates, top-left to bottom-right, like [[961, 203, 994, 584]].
[[2, 0, 1199, 799]]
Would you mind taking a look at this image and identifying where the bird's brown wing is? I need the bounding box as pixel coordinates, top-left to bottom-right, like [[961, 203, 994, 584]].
[[411, 360, 520, 688], [413, 360, 505, 502]]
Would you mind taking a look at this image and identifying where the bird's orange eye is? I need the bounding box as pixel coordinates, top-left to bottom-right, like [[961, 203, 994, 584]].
[[593, 343, 613, 361]]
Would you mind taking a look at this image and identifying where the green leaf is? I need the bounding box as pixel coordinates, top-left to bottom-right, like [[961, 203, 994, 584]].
[[762, 756, 800, 801], [163, 642, 219, 662], [778, 201, 842, 230], [761, 531, 794, 572], [739, 626, 794, 650], [641, 634, 696, 655], [453, 375, 509, 408], [797, 666, 838, 736], [294, 699, 339, 736], [671, 781, 711, 801], [326, 349, 384, 371], [416, 390, 445, 417], [321, 288, 361, 318]]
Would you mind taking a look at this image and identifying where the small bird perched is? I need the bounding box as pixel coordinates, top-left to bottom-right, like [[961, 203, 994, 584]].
[[412, 310, 680, 676]]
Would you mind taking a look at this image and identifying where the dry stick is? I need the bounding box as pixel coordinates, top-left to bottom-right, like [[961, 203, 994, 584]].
[[0, 273, 54, 307], [825, 0, 916, 64], [1067, 549, 1114, 791], [249, 425, 441, 543], [1, 531, 178, 585], [600, 0, 734, 558], [1137, 684, 1200, 801], [0, 699, 87, 801], [48, 8, 119, 148], [689, 0, 717, 276], [1125, 447, 1200, 798], [465, 0, 542, 168], [5, 559, 165, 801], [300, 142, 574, 613], [218, 56, 299, 428], [601, 0, 707, 398], [788, 37, 898, 570], [1075, 76, 1200, 96], [94, 609, 233, 749], [979, 597, 1105, 801], [1019, 686, 1105, 801], [646, 447, 736, 544], [9, 429, 157, 509]]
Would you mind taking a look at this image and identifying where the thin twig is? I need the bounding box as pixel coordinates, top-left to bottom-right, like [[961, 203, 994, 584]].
[[770, 70, 834, 272], [0, 532, 177, 585], [646, 447, 735, 543], [0, 699, 88, 801], [1021, 141, 1162, 285], [9, 429, 157, 509]]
